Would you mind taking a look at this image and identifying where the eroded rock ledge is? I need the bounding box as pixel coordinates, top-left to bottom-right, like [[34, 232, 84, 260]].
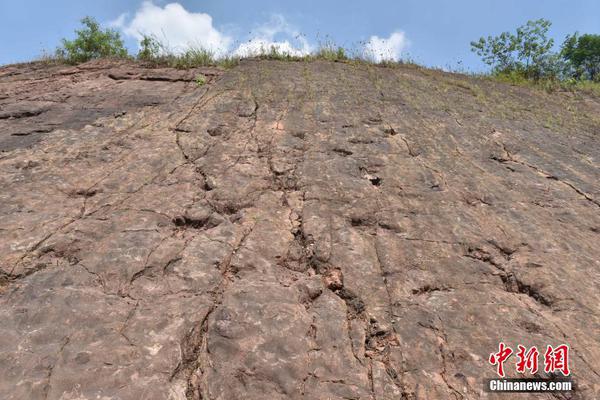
[[0, 59, 599, 399]]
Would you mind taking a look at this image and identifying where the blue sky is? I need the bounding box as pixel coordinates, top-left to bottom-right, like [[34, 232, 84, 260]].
[[1, 1, 599, 70]]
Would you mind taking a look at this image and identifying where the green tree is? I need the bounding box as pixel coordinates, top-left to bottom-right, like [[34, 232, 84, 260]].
[[137, 35, 161, 61], [561, 33, 600, 80], [57, 17, 128, 64], [513, 19, 554, 74], [471, 19, 557, 79], [471, 31, 517, 72]]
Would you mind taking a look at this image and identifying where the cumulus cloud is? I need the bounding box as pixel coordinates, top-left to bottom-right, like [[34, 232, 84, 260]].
[[364, 31, 409, 62], [111, 1, 232, 56], [234, 15, 312, 58]]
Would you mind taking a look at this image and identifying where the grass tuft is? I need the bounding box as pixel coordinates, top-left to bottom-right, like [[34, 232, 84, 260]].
[[195, 74, 206, 86], [485, 69, 600, 96], [313, 44, 348, 62]]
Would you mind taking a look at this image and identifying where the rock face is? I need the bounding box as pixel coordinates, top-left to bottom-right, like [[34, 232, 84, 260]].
[[0, 59, 599, 399]]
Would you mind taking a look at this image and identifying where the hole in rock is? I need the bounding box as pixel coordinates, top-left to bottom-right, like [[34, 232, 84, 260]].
[[369, 176, 382, 186], [332, 147, 353, 156], [172, 215, 208, 229]]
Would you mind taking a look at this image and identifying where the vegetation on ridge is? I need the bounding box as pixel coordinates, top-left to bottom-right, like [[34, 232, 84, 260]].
[[46, 16, 600, 96], [52, 17, 389, 68], [470, 19, 600, 94], [56, 17, 128, 64]]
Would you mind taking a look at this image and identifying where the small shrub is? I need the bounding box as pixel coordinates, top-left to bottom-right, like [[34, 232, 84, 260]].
[[195, 74, 206, 86], [247, 45, 303, 61], [314, 44, 348, 61], [377, 59, 399, 67], [56, 17, 128, 64], [36, 50, 62, 66], [492, 69, 529, 85], [170, 47, 215, 69], [135, 34, 239, 69], [217, 56, 241, 69]]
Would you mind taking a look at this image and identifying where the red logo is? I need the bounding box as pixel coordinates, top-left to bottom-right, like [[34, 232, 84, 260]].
[[489, 342, 513, 377], [544, 345, 570, 376], [516, 345, 539, 374], [489, 343, 570, 377]]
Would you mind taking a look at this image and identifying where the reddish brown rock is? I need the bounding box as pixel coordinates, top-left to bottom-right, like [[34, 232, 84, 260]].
[[0, 59, 599, 399]]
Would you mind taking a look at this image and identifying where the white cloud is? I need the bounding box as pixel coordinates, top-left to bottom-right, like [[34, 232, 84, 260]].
[[364, 31, 409, 62], [109, 13, 128, 29], [233, 15, 312, 58], [111, 1, 232, 56]]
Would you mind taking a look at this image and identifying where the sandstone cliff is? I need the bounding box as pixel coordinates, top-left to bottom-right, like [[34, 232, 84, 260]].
[[1, 59, 599, 399]]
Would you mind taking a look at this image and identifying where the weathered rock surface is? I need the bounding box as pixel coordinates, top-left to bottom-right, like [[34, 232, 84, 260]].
[[0, 59, 599, 399]]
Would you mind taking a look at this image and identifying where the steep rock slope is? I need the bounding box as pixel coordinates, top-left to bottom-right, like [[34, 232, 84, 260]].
[[0, 59, 599, 399]]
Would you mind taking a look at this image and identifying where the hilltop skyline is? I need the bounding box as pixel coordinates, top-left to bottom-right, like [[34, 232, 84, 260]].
[[1, 0, 600, 70]]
